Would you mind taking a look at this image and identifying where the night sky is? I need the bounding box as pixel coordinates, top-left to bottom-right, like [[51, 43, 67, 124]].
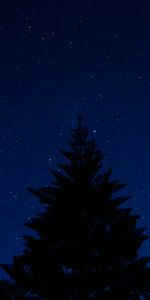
[[1, 0, 150, 277]]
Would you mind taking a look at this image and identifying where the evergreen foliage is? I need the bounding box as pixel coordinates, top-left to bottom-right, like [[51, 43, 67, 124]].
[[1, 115, 150, 299]]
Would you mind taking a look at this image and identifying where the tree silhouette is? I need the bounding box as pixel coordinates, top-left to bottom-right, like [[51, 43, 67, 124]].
[[1, 115, 150, 299]]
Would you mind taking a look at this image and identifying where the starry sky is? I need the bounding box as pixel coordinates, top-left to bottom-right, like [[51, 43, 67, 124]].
[[0, 0, 150, 277]]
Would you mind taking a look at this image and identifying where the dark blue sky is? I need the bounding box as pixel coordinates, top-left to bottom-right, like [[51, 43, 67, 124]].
[[0, 0, 150, 276]]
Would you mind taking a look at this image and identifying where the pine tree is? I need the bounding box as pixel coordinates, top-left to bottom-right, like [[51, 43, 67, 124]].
[[1, 115, 150, 299]]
